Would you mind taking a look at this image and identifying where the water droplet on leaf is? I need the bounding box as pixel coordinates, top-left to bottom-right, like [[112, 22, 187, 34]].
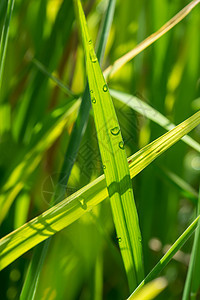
[[89, 50, 97, 63], [110, 127, 120, 136], [88, 39, 92, 44], [92, 98, 96, 104], [79, 199, 87, 210], [119, 141, 124, 149], [103, 84, 108, 92], [103, 165, 106, 169]]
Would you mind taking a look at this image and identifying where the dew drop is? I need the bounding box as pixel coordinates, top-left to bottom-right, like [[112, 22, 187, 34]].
[[88, 39, 92, 44], [117, 237, 122, 242], [103, 84, 108, 92], [92, 98, 96, 104], [79, 199, 84, 206], [89, 50, 97, 63], [79, 199, 87, 210], [103, 165, 106, 169], [110, 127, 120, 136], [90, 89, 93, 94], [138, 237, 142, 243], [119, 141, 125, 149]]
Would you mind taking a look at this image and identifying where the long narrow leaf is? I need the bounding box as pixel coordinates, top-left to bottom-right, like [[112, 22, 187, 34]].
[[0, 0, 15, 94], [32, 58, 77, 98], [20, 240, 50, 300], [75, 0, 144, 290], [128, 215, 200, 299], [159, 166, 198, 203], [0, 110, 199, 271], [182, 188, 200, 299]]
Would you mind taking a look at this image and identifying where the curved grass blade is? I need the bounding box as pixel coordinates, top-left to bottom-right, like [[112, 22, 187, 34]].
[[95, 0, 116, 65], [159, 166, 198, 204], [128, 277, 168, 300], [0, 0, 15, 95], [0, 110, 200, 271], [103, 0, 200, 80], [20, 1, 116, 299], [32, 58, 77, 98], [110, 89, 200, 153], [20, 240, 50, 300], [182, 188, 200, 300], [75, 0, 144, 290], [127, 215, 200, 299]]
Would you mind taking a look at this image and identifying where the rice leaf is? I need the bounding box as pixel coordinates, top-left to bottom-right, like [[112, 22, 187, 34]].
[[128, 215, 200, 298], [182, 188, 200, 300], [75, 0, 144, 290], [32, 58, 77, 98], [0, 110, 199, 271], [0, 0, 15, 94], [20, 240, 50, 300], [103, 0, 200, 80], [159, 166, 198, 203]]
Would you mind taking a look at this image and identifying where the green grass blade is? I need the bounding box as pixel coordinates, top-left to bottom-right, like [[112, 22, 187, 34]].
[[128, 215, 200, 299], [75, 0, 144, 290], [159, 166, 198, 203], [95, 0, 116, 65], [94, 253, 103, 300], [110, 89, 200, 153], [0, 0, 15, 96], [103, 0, 200, 80], [0, 110, 199, 271], [128, 277, 168, 300], [32, 58, 77, 98], [182, 188, 200, 300], [20, 240, 50, 300], [0, 103, 10, 136]]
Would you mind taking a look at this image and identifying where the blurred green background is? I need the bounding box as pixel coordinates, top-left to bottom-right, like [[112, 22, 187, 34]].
[[0, 0, 200, 299]]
